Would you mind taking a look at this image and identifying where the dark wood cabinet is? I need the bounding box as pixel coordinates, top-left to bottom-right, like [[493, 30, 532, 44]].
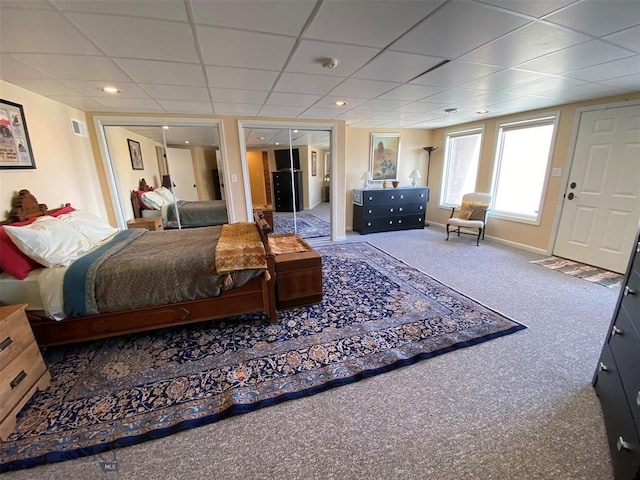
[[593, 228, 640, 480], [272, 170, 303, 212], [352, 187, 428, 234]]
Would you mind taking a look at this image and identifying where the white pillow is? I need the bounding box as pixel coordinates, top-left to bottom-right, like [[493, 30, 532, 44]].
[[56, 209, 120, 244], [4, 216, 94, 268], [140, 190, 166, 210], [155, 186, 175, 205]]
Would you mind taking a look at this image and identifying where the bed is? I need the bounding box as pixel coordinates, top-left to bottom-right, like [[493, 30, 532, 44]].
[[0, 189, 277, 347], [131, 181, 228, 229]]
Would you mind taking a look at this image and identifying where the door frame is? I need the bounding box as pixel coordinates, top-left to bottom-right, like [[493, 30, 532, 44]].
[[92, 115, 229, 230], [549, 99, 640, 256], [237, 119, 338, 241]]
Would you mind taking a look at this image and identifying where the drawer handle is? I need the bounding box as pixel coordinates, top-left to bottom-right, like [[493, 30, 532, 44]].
[[399, 207, 403, 212], [611, 326, 623, 336], [616, 436, 632, 452], [390, 208, 394, 212], [624, 286, 637, 296], [598, 362, 609, 373], [400, 195, 404, 199], [10, 370, 27, 389], [636, 391, 640, 407], [0, 337, 13, 352]]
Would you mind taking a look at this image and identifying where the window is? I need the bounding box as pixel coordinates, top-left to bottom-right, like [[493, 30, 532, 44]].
[[491, 115, 558, 224], [440, 128, 483, 207]]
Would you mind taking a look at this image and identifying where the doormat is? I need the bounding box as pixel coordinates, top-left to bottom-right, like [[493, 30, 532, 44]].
[[530, 256, 623, 288]]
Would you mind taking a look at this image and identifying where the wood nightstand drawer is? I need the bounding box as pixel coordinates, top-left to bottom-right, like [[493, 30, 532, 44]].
[[127, 216, 163, 231], [0, 341, 48, 421], [0, 314, 35, 371]]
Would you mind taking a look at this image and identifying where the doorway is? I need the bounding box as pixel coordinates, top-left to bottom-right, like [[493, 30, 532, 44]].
[[553, 102, 640, 273]]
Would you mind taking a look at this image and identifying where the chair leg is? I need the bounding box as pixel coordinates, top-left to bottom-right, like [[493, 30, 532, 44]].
[[446, 224, 450, 241], [476, 228, 482, 246], [456, 227, 460, 237]]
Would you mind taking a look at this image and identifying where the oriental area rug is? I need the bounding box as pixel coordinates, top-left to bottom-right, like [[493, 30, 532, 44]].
[[272, 211, 330, 238], [1, 243, 526, 472], [530, 256, 623, 288]]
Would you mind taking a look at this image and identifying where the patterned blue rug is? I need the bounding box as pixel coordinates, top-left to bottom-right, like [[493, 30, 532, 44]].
[[1, 243, 526, 472], [273, 211, 329, 238]]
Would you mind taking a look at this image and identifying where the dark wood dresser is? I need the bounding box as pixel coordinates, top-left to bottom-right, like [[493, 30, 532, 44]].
[[352, 186, 428, 234], [593, 228, 640, 479], [272, 170, 303, 212]]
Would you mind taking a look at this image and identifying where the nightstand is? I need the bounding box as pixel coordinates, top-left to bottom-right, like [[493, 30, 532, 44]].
[[0, 304, 51, 441], [127, 217, 163, 231]]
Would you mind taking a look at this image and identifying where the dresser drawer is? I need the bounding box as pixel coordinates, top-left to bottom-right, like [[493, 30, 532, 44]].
[[359, 214, 424, 233], [360, 188, 427, 206], [359, 202, 425, 218], [0, 341, 47, 422], [620, 266, 639, 333], [594, 344, 640, 479], [609, 301, 640, 429], [0, 308, 36, 371]]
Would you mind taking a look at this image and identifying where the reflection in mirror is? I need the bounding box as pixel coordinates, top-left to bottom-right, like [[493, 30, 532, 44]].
[[103, 124, 228, 230], [243, 127, 331, 241]]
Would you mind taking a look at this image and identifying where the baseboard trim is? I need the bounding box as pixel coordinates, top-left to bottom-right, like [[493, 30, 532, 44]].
[[428, 221, 549, 255]]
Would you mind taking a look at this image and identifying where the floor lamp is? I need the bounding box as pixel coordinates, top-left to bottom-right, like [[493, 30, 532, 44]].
[[422, 146, 438, 227]]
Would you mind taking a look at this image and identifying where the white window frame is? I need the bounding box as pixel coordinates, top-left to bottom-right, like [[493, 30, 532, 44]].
[[489, 113, 560, 225], [439, 126, 484, 208]]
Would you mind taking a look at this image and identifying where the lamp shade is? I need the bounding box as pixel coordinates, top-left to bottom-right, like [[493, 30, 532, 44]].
[[361, 171, 373, 181], [409, 169, 422, 179]]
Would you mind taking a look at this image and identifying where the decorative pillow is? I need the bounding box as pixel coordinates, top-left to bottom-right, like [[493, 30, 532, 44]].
[[139, 190, 167, 210], [468, 205, 487, 221], [0, 207, 76, 279], [56, 209, 119, 244], [155, 186, 175, 205], [455, 201, 485, 220], [4, 216, 94, 268], [0, 218, 41, 280]]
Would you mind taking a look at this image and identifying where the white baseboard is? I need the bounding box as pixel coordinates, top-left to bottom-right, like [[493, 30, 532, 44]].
[[428, 221, 549, 255]]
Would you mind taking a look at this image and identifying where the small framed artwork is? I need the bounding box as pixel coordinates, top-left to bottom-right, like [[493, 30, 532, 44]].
[[0, 99, 36, 169], [311, 151, 317, 176], [370, 133, 400, 181], [128, 139, 144, 170]]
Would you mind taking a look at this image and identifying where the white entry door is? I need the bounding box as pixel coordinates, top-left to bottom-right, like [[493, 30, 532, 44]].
[[166, 147, 198, 201], [554, 104, 640, 273]]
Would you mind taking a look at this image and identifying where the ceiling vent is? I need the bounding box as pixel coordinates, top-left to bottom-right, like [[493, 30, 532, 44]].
[[71, 118, 87, 137]]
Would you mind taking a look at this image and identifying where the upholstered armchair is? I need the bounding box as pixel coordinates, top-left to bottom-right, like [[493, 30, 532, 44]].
[[445, 192, 492, 246]]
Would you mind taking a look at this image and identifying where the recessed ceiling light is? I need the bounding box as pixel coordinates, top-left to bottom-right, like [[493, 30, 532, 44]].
[[100, 86, 122, 95], [292, 129, 299, 133], [275, 142, 280, 145], [335, 101, 347, 106], [260, 137, 264, 140], [162, 125, 170, 130], [476, 110, 489, 115], [444, 108, 458, 114], [184, 140, 189, 144]]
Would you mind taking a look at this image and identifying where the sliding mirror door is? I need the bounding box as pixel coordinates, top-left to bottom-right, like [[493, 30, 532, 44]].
[[242, 126, 331, 241], [100, 120, 226, 230]]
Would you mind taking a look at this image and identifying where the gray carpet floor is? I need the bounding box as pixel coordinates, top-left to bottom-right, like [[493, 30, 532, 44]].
[[4, 226, 617, 479]]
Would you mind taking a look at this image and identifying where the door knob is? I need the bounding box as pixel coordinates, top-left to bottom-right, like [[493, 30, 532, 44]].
[[567, 192, 576, 200], [570, 182, 577, 189]]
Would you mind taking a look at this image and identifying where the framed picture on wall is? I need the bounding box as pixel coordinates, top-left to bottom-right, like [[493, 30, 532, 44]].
[[128, 139, 144, 170], [311, 151, 317, 176], [370, 133, 400, 181], [0, 99, 36, 169]]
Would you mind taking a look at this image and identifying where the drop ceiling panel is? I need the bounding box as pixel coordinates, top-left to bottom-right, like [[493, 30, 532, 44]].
[[141, 84, 209, 102], [8, 79, 81, 97], [274, 73, 344, 95], [390, 1, 530, 59], [285, 40, 380, 77], [565, 56, 640, 82], [210, 88, 268, 104], [68, 13, 200, 63], [410, 60, 502, 87], [10, 54, 131, 82], [259, 105, 308, 117], [353, 51, 445, 83], [116, 59, 206, 87], [463, 68, 554, 90], [461, 22, 590, 66], [197, 25, 295, 70], [265, 92, 322, 107], [329, 79, 400, 98], [49, 96, 113, 111], [205, 66, 279, 90], [62, 80, 151, 98], [304, 1, 445, 48], [93, 97, 163, 112], [377, 84, 446, 102], [517, 40, 634, 75], [55, 0, 189, 21], [0, 8, 102, 55], [545, 1, 640, 37], [479, 0, 577, 18], [192, 0, 315, 36], [157, 100, 214, 115], [604, 25, 640, 53], [0, 55, 50, 79], [213, 103, 262, 116]]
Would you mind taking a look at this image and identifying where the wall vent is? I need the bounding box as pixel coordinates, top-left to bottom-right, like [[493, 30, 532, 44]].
[[71, 118, 87, 137]]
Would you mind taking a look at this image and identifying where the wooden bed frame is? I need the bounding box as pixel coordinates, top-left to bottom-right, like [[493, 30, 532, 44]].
[[5, 190, 278, 347]]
